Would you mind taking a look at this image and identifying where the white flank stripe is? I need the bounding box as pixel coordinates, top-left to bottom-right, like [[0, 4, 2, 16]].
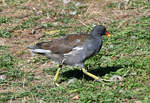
[[73, 47, 83, 50], [64, 46, 83, 56]]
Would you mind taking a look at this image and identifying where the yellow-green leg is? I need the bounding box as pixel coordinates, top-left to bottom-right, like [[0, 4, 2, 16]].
[[82, 68, 110, 82], [53, 59, 64, 83], [53, 67, 61, 82]]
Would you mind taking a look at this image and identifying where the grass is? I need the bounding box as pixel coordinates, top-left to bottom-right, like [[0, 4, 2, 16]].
[[0, 30, 11, 38], [0, 0, 150, 102], [0, 17, 11, 24]]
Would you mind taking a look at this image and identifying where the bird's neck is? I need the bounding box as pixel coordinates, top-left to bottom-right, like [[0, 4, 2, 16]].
[[90, 31, 101, 39]]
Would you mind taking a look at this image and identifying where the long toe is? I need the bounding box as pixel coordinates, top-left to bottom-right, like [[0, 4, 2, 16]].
[[96, 78, 113, 82]]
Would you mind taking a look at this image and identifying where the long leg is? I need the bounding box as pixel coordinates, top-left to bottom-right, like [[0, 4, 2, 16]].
[[53, 67, 61, 82], [82, 68, 110, 82], [53, 64, 63, 82], [53, 59, 65, 85]]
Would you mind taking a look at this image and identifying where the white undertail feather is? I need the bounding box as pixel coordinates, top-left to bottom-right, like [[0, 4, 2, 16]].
[[30, 49, 51, 54]]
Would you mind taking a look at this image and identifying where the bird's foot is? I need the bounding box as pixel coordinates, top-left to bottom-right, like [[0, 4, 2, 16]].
[[96, 78, 112, 83], [53, 81, 60, 87], [81, 68, 113, 83]]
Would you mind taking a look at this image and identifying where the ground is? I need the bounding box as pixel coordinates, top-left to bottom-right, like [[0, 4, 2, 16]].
[[0, 0, 150, 102]]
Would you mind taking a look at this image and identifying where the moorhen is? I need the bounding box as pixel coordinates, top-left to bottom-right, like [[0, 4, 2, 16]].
[[28, 25, 111, 83]]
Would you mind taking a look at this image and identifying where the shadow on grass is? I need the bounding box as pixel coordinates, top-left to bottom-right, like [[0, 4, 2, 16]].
[[61, 65, 125, 81]]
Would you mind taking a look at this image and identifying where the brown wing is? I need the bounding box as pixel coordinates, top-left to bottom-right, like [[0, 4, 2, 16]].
[[36, 34, 90, 54]]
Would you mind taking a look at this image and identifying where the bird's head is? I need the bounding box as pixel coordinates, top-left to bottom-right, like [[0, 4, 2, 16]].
[[91, 25, 111, 37]]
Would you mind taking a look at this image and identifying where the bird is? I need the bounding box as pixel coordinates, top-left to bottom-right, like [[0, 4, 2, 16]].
[[28, 25, 111, 83]]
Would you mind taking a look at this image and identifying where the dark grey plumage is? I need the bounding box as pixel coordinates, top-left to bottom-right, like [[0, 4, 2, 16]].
[[28, 25, 107, 67]]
